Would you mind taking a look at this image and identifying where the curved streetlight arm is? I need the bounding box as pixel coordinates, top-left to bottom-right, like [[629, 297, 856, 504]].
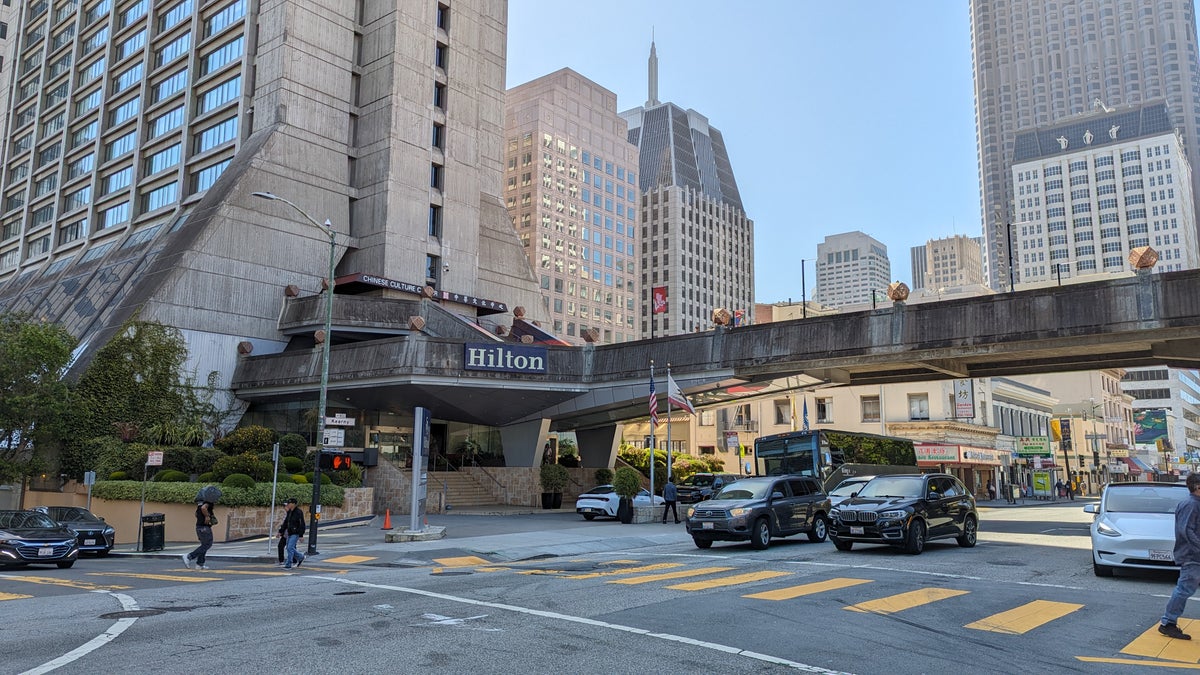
[[251, 192, 334, 241]]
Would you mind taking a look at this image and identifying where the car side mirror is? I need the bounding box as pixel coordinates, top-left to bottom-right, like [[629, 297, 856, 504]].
[[850, 491, 859, 499], [1083, 504, 1098, 514], [771, 491, 785, 500], [927, 491, 938, 500]]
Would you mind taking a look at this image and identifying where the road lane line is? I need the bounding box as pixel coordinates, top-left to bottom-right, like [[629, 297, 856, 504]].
[[19, 591, 139, 675], [316, 575, 847, 673], [744, 578, 873, 601], [964, 599, 1083, 635], [1077, 656, 1200, 669], [560, 563, 682, 579], [86, 572, 219, 583], [1120, 618, 1200, 663], [0, 592, 33, 600], [844, 588, 969, 615], [607, 566, 734, 585], [0, 575, 130, 591], [665, 570, 791, 591]]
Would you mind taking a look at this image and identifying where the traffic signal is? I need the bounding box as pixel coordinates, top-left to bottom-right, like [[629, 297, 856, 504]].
[[318, 453, 352, 470]]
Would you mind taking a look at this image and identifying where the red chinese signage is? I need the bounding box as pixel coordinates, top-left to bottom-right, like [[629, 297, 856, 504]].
[[652, 286, 668, 314]]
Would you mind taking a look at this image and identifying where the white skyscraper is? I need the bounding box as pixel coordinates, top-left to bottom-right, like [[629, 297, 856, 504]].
[[813, 231, 891, 309]]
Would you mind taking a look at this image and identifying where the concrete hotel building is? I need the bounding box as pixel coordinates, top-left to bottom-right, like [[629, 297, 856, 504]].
[[0, 1, 548, 446], [970, 0, 1200, 291], [812, 231, 891, 309], [503, 69, 640, 345], [1010, 102, 1199, 282], [621, 43, 753, 336], [911, 235, 985, 291]]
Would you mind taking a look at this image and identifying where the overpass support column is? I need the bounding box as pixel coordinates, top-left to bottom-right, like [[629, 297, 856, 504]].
[[576, 425, 620, 468], [500, 419, 551, 467]]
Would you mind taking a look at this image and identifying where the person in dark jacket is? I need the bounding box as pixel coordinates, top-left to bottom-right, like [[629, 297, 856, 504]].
[[662, 477, 680, 524], [182, 500, 215, 570], [282, 498, 306, 569], [276, 513, 287, 567], [1160, 473, 1200, 640]]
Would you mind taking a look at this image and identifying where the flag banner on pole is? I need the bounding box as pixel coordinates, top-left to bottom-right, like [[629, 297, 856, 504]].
[[649, 377, 659, 427], [802, 398, 810, 432], [652, 286, 668, 314], [666, 374, 695, 415]]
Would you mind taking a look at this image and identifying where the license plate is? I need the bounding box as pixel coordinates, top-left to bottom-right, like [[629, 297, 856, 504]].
[[702, 522, 714, 529], [84, 539, 96, 546], [38, 547, 53, 557], [1150, 549, 1174, 561], [850, 526, 864, 535]]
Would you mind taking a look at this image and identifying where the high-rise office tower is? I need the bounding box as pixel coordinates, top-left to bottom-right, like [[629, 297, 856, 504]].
[[924, 234, 985, 289], [1010, 102, 1199, 283], [970, 0, 1200, 290], [621, 42, 754, 336], [813, 231, 891, 309], [0, 1, 542, 390], [503, 69, 641, 344], [910, 244, 928, 291]]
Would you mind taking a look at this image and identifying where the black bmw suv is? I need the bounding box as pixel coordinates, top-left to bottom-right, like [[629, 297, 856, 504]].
[[829, 473, 978, 555]]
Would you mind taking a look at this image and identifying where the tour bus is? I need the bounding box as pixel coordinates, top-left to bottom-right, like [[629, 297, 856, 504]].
[[754, 429, 918, 492]]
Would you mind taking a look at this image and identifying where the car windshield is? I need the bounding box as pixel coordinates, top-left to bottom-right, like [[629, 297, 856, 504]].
[[715, 481, 772, 500], [0, 511, 58, 529], [1104, 486, 1187, 513], [830, 481, 869, 498], [856, 476, 924, 499], [47, 507, 101, 522], [582, 486, 615, 495], [680, 475, 714, 487]]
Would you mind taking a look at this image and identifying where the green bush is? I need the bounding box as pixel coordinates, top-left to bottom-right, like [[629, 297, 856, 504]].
[[191, 447, 226, 475], [539, 463, 569, 492], [222, 473, 256, 489], [613, 466, 642, 499], [330, 462, 363, 488], [91, 480, 345, 506], [557, 454, 580, 468], [278, 433, 308, 459], [282, 456, 303, 473], [197, 472, 215, 482], [161, 446, 196, 474], [110, 471, 128, 480], [304, 471, 332, 485], [291, 474, 308, 484], [211, 452, 273, 482], [93, 439, 149, 480], [215, 425, 276, 455], [153, 469, 190, 482], [594, 468, 614, 485]]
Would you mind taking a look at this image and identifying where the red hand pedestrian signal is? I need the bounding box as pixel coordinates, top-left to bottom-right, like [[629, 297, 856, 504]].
[[318, 453, 352, 470]]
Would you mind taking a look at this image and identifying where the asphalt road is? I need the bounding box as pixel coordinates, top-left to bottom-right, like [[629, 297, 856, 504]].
[[2, 504, 1196, 674]]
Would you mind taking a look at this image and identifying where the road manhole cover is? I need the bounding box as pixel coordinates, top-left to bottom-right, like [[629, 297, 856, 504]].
[[99, 609, 166, 619]]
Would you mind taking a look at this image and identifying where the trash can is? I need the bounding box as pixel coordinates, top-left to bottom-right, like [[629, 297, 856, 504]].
[[141, 513, 165, 552]]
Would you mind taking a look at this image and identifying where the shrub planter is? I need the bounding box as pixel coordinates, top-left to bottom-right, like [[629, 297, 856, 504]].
[[617, 497, 633, 524]]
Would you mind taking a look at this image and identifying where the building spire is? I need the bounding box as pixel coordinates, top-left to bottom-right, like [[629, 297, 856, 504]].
[[647, 34, 660, 107]]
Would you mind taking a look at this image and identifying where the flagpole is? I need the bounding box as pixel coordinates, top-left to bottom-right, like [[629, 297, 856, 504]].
[[649, 360, 656, 500], [666, 364, 673, 482]]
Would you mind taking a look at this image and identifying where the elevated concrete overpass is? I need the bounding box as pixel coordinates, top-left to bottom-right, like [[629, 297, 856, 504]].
[[233, 269, 1200, 445]]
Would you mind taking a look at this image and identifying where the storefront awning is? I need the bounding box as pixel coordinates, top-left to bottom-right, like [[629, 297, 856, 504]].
[[1130, 457, 1159, 474], [1120, 457, 1143, 475]]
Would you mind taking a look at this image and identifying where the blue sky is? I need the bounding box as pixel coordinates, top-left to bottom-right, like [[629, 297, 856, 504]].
[[506, 1, 982, 303]]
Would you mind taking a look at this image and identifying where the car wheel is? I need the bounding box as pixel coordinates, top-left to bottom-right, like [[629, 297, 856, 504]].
[[582, 513, 596, 521], [832, 536, 853, 551], [903, 520, 926, 555], [1093, 561, 1115, 577], [56, 560, 75, 569], [750, 517, 771, 550], [956, 516, 978, 548], [693, 537, 713, 549], [807, 514, 828, 543]]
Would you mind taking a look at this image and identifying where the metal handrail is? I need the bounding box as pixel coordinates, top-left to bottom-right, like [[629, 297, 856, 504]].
[[470, 465, 510, 505]]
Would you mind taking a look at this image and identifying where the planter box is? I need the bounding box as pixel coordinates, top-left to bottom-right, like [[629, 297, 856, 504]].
[[630, 505, 662, 524]]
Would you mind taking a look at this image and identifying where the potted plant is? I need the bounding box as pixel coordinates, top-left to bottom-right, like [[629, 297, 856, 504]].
[[539, 463, 569, 509], [613, 466, 641, 524]]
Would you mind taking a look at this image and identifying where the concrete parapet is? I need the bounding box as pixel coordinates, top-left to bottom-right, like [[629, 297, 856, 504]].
[[384, 526, 447, 542]]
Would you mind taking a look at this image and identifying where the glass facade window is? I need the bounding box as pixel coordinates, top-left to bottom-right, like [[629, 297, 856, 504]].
[[195, 117, 238, 152], [63, 186, 91, 211], [111, 97, 141, 125], [150, 105, 186, 139], [154, 70, 188, 102], [101, 202, 131, 228], [193, 159, 230, 191], [120, 0, 149, 28], [114, 63, 144, 94], [118, 29, 146, 60], [145, 143, 182, 175], [142, 182, 178, 211], [205, 0, 247, 38], [67, 153, 95, 180], [76, 88, 103, 116], [201, 36, 243, 75], [105, 167, 134, 195], [160, 0, 194, 31], [198, 76, 241, 114], [156, 32, 191, 66], [82, 28, 108, 55], [106, 131, 138, 159]]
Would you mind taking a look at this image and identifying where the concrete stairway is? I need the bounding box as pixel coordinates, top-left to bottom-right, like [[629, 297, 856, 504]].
[[429, 471, 498, 508]]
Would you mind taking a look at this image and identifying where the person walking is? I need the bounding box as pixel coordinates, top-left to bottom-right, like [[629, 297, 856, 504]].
[[282, 497, 306, 569], [987, 479, 997, 501], [182, 498, 216, 570], [276, 511, 287, 567], [1159, 473, 1200, 640], [662, 476, 680, 524]]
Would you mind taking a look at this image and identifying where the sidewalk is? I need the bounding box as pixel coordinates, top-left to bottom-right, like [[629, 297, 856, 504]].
[[112, 495, 1091, 566]]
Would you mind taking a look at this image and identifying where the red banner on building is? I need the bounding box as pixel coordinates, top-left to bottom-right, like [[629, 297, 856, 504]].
[[652, 286, 668, 314]]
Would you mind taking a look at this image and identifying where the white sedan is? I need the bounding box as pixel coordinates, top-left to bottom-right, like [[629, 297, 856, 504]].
[[1085, 482, 1187, 577], [575, 485, 665, 520]]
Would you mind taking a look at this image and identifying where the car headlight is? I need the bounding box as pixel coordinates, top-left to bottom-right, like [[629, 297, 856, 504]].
[[686, 506, 696, 518], [878, 510, 908, 520], [104, 527, 115, 535], [729, 507, 752, 517], [1095, 520, 1121, 537]]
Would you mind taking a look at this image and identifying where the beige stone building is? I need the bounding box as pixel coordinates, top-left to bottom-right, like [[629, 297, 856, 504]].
[[503, 68, 640, 344]]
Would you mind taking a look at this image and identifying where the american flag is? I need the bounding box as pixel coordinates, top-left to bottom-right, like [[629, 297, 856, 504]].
[[649, 377, 658, 427]]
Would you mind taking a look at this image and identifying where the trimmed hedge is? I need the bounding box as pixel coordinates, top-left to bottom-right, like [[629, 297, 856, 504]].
[[222, 473, 256, 489], [153, 469, 190, 482], [282, 456, 303, 473], [90, 480, 345, 506]]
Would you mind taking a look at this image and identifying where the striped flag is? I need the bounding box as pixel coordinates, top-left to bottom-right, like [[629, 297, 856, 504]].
[[649, 377, 659, 427], [666, 374, 695, 415], [802, 398, 810, 432]]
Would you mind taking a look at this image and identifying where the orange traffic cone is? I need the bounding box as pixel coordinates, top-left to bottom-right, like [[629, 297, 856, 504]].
[[381, 509, 393, 530]]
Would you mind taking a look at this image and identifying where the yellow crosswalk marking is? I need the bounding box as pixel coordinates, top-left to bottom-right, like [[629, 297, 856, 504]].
[[321, 555, 378, 564], [666, 570, 791, 591], [0, 592, 33, 600], [195, 569, 291, 576], [1, 576, 130, 591], [87, 572, 218, 583], [561, 563, 682, 579], [607, 566, 735, 586], [845, 588, 969, 615], [431, 556, 490, 568], [744, 577, 873, 601], [1077, 656, 1200, 669], [1120, 618, 1200, 664], [965, 600, 1083, 635]]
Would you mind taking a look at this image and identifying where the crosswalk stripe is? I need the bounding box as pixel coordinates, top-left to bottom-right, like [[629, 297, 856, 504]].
[[1120, 618, 1200, 663], [607, 566, 735, 586], [965, 600, 1084, 635], [86, 572, 218, 583], [0, 592, 33, 601], [744, 577, 873, 601], [845, 588, 969, 615], [322, 555, 378, 564], [431, 556, 490, 568], [560, 563, 682, 579], [666, 571, 791, 591], [0, 576, 130, 591]]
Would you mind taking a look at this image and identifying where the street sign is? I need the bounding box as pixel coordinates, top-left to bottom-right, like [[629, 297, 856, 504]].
[[83, 471, 96, 485], [954, 379, 975, 419], [146, 451, 164, 466], [724, 431, 739, 449], [325, 415, 355, 427], [322, 428, 345, 447], [1016, 436, 1050, 456]]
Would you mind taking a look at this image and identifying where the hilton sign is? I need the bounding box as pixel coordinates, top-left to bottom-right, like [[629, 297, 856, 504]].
[[464, 343, 547, 374]]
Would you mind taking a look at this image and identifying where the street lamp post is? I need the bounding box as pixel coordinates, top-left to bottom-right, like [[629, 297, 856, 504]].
[[252, 191, 335, 557]]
